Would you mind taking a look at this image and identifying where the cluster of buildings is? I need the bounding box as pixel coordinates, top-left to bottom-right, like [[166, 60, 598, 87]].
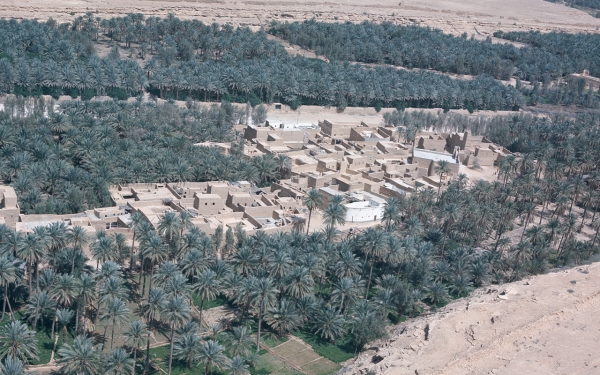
[[238, 118, 511, 223], [6, 181, 304, 237], [0, 116, 511, 240]]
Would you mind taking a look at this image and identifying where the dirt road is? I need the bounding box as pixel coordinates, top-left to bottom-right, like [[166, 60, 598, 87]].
[[340, 262, 600, 375]]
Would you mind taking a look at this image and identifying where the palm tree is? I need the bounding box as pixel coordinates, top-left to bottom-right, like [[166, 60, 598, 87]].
[[100, 297, 130, 351], [224, 326, 253, 357], [250, 277, 278, 352], [141, 233, 167, 297], [173, 331, 201, 368], [265, 300, 302, 336], [0, 256, 17, 321], [24, 291, 56, 332], [331, 277, 359, 314], [0, 321, 38, 364], [226, 356, 249, 375], [426, 280, 449, 306], [123, 320, 148, 375], [106, 347, 135, 375], [323, 195, 347, 241], [161, 296, 192, 375], [180, 250, 207, 279], [197, 340, 229, 375], [75, 274, 96, 335], [313, 305, 345, 343], [140, 287, 166, 375], [16, 233, 45, 292], [56, 308, 74, 345], [360, 228, 388, 299], [67, 226, 89, 274], [0, 356, 25, 375], [128, 212, 145, 272], [57, 335, 103, 375], [192, 269, 221, 328], [440, 203, 461, 257], [284, 266, 314, 299], [303, 189, 323, 234], [92, 237, 117, 269], [46, 222, 68, 269], [434, 160, 452, 199], [382, 197, 402, 233], [157, 211, 182, 244]]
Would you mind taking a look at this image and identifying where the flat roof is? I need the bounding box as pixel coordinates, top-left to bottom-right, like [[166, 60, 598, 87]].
[[413, 149, 458, 164]]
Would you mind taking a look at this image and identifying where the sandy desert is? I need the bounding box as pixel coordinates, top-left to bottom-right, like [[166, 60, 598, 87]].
[[1, 0, 600, 36]]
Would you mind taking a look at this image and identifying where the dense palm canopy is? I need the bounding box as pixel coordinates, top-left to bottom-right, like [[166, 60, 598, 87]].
[[270, 20, 599, 81], [0, 16, 525, 112]]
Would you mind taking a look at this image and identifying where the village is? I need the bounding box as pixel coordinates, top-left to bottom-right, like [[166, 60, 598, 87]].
[[0, 111, 511, 242]]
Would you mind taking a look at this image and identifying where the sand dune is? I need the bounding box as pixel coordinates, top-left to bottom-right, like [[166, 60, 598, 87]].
[[339, 262, 600, 375]]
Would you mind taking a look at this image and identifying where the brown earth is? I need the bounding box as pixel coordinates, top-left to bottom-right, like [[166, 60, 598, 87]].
[[339, 261, 600, 375], [1, 0, 600, 36]]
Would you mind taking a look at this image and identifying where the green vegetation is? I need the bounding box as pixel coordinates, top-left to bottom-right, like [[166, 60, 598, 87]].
[[270, 19, 600, 81], [293, 330, 354, 363], [0, 99, 289, 214], [0, 15, 522, 111], [1, 10, 600, 375]]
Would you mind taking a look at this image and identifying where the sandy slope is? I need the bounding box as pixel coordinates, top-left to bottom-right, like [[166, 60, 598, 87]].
[[339, 262, 600, 375], [1, 0, 599, 35]]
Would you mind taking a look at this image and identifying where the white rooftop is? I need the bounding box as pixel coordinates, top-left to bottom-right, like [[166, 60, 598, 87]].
[[413, 149, 458, 164]]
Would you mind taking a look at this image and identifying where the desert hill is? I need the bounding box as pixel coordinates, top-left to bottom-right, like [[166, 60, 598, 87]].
[[339, 262, 600, 375]]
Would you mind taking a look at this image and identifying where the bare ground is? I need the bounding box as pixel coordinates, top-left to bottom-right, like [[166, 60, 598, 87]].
[[339, 261, 600, 375], [1, 0, 600, 36]]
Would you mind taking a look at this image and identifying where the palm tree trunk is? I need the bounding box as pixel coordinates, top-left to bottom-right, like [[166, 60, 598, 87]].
[[33, 263, 40, 330], [199, 298, 205, 328], [441, 225, 449, 258], [51, 313, 57, 343], [75, 299, 80, 335], [148, 261, 154, 293], [132, 340, 138, 375], [520, 213, 531, 242], [306, 209, 313, 235], [130, 232, 136, 272], [256, 306, 263, 353], [1, 286, 5, 321], [365, 260, 375, 300], [205, 359, 211, 375], [110, 320, 116, 350], [168, 325, 175, 375], [5, 295, 14, 321], [71, 247, 77, 274], [143, 329, 152, 375], [581, 206, 588, 226], [103, 323, 109, 347], [28, 264, 33, 292], [95, 300, 101, 324], [140, 258, 146, 297]]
